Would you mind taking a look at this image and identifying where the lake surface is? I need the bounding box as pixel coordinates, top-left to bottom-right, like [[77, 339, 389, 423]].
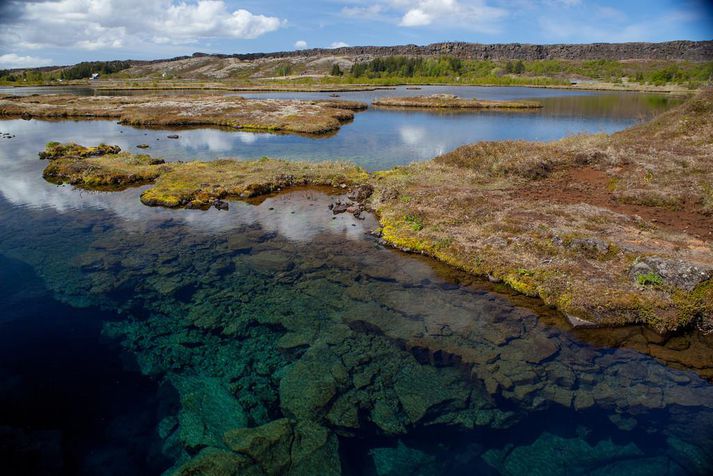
[[0, 85, 680, 170], [1, 86, 711, 475]]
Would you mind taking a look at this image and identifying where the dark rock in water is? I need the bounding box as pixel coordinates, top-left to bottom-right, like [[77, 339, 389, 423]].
[[214, 199, 229, 211], [177, 419, 341, 476], [629, 257, 712, 291], [136, 144, 150, 149], [482, 431, 644, 475], [332, 202, 349, 215], [173, 447, 251, 476], [224, 419, 293, 474], [347, 184, 374, 202], [370, 440, 437, 476], [170, 376, 248, 451], [167, 134, 180, 139], [227, 234, 252, 254]]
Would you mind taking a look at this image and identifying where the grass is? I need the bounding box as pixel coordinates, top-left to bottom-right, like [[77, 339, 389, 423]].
[[370, 88, 713, 334]]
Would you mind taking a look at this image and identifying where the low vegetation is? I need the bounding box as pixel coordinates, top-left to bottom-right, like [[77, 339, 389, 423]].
[[40, 143, 368, 208], [33, 89, 713, 335], [347, 56, 713, 89], [3, 54, 710, 91], [0, 95, 368, 135], [371, 89, 713, 334], [372, 94, 542, 109]]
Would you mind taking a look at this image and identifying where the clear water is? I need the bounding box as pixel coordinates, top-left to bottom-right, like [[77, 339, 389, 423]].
[[0, 87, 711, 476]]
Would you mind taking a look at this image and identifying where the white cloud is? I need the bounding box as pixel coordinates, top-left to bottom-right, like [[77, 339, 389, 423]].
[[0, 53, 53, 69], [342, 5, 384, 17], [294, 40, 308, 50], [400, 8, 432, 26], [2, 0, 284, 51], [329, 41, 350, 48], [341, 1, 507, 32]]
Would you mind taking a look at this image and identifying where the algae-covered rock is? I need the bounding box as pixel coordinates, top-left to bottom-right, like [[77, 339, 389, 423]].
[[370, 440, 438, 476], [171, 376, 248, 450], [291, 420, 341, 476], [173, 447, 257, 476], [224, 419, 293, 475], [393, 363, 469, 424], [482, 432, 644, 476], [279, 345, 341, 421], [222, 419, 341, 476]]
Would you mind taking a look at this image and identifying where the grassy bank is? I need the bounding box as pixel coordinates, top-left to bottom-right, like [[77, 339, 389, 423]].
[[371, 89, 713, 334]]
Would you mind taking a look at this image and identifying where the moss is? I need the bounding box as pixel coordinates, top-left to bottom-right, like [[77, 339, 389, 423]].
[[636, 272, 664, 287], [41, 144, 368, 209], [404, 214, 424, 231], [39, 141, 121, 160], [673, 280, 713, 330]]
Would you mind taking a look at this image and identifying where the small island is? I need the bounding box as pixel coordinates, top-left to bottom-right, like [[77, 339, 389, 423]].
[[372, 94, 543, 109], [0, 94, 368, 135]]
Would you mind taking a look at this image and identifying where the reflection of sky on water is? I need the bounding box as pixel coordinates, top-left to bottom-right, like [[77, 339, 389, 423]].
[[0, 122, 370, 241], [0, 86, 679, 228]]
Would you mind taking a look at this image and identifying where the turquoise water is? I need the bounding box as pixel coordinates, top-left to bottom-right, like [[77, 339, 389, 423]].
[[0, 87, 711, 475]]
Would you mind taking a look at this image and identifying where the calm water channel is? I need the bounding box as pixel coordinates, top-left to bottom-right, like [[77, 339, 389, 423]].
[[0, 86, 710, 475]]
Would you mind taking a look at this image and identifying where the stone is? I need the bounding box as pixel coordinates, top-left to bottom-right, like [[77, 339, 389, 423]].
[[370, 440, 438, 476], [568, 238, 609, 256], [279, 346, 339, 420], [347, 184, 374, 202], [174, 447, 257, 476], [214, 199, 229, 211], [171, 376, 248, 450], [224, 418, 293, 475], [629, 257, 712, 291]]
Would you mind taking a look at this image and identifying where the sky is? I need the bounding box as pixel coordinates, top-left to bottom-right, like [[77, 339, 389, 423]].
[[0, 0, 712, 68]]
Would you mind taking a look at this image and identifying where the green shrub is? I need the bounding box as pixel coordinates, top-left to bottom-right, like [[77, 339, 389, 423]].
[[637, 272, 664, 286]]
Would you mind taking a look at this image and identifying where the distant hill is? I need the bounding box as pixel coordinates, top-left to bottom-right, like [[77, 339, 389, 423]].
[[5, 41, 711, 86], [213, 40, 713, 62]]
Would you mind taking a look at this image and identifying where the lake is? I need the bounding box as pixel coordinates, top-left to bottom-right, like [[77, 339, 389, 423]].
[[1, 86, 711, 475]]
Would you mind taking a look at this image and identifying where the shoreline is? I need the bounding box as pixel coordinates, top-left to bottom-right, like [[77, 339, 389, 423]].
[[0, 80, 698, 95]]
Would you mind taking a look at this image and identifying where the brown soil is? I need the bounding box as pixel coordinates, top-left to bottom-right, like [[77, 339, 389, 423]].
[[520, 167, 713, 239]]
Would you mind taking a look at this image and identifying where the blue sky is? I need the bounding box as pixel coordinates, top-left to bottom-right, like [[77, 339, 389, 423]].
[[1, 0, 712, 68]]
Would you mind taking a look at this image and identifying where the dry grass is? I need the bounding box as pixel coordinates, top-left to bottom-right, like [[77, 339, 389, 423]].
[[372, 94, 542, 109], [0, 94, 368, 135], [370, 89, 713, 334]]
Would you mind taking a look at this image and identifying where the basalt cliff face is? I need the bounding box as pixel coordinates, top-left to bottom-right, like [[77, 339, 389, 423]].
[[208, 40, 713, 62]]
